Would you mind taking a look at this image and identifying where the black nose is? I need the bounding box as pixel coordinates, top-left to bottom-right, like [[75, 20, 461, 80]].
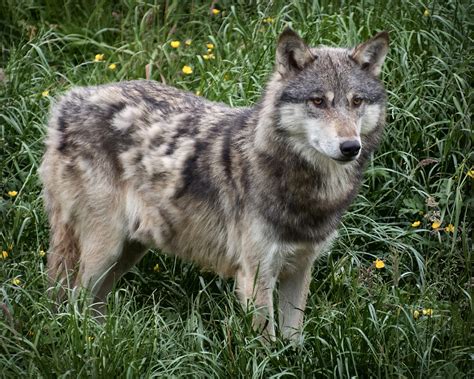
[[340, 140, 361, 157]]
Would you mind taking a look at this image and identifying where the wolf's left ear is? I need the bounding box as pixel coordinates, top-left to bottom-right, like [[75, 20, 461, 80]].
[[351, 31, 389, 76], [276, 28, 315, 77]]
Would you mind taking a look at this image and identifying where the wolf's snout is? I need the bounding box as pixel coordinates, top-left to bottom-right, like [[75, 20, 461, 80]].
[[340, 140, 361, 158]]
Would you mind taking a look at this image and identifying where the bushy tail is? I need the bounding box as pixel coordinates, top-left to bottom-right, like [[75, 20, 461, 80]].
[[45, 194, 80, 292], [39, 146, 81, 299], [48, 222, 80, 286]]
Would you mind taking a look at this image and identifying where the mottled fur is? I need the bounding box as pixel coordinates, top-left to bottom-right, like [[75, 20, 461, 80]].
[[40, 29, 389, 340]]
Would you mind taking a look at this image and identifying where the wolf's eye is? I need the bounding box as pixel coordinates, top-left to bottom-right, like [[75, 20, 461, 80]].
[[311, 97, 324, 107], [352, 97, 363, 107]]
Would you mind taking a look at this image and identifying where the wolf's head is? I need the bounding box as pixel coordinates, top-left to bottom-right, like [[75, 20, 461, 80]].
[[261, 28, 388, 165]]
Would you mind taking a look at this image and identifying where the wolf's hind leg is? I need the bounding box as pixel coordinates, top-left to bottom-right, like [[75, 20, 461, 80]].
[[94, 240, 148, 304], [73, 222, 126, 313]]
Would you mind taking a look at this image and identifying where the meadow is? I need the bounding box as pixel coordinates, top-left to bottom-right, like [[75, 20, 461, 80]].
[[0, 0, 472, 377]]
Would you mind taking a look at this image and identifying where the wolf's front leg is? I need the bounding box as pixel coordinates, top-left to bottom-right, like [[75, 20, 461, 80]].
[[278, 263, 313, 341], [235, 221, 286, 340], [236, 265, 277, 340]]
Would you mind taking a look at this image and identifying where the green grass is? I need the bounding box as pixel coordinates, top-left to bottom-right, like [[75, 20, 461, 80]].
[[0, 0, 472, 377]]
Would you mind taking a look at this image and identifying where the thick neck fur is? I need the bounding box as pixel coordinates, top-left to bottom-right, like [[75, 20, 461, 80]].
[[233, 72, 374, 242]]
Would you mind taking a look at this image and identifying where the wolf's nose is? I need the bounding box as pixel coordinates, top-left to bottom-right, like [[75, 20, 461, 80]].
[[340, 141, 361, 157]]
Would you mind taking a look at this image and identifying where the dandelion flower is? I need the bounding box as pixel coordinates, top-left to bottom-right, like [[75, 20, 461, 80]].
[[170, 40, 180, 48], [12, 278, 21, 285], [206, 43, 214, 50], [423, 9, 430, 17], [42, 90, 49, 97], [445, 224, 455, 233], [374, 258, 385, 269], [39, 250, 46, 257], [185, 39, 192, 46], [422, 308, 433, 317], [212, 8, 220, 15], [467, 170, 474, 179], [182, 65, 193, 75], [1, 251, 8, 259], [108, 63, 117, 70], [413, 310, 420, 319], [153, 263, 160, 272], [94, 54, 105, 62], [431, 221, 441, 229], [8, 191, 18, 197], [411, 220, 421, 228]]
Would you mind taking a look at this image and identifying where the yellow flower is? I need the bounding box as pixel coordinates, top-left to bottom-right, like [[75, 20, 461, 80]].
[[42, 90, 49, 97], [39, 250, 46, 257], [87, 336, 94, 342], [413, 310, 420, 319], [206, 43, 214, 50], [195, 90, 201, 96], [182, 65, 193, 75], [467, 170, 474, 179], [8, 191, 18, 197], [422, 308, 433, 317], [8, 244, 13, 251], [202, 53, 215, 60], [153, 263, 160, 272], [94, 54, 105, 62], [108, 63, 117, 70], [170, 40, 180, 48], [1, 251, 8, 259], [431, 221, 441, 229], [185, 39, 192, 46], [212, 8, 220, 15], [12, 278, 21, 285], [374, 258, 385, 269], [411, 220, 421, 228], [445, 224, 455, 233], [423, 9, 430, 17], [263, 17, 274, 24]]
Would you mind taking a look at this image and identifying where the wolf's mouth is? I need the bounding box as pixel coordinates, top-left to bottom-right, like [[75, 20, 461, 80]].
[[333, 156, 358, 164]]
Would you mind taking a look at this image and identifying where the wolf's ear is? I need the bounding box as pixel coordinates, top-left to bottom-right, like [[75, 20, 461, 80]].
[[351, 31, 389, 76], [276, 28, 315, 77]]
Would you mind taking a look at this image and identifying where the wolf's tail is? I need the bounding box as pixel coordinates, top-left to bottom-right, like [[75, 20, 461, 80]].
[[39, 151, 80, 296], [46, 203, 80, 289]]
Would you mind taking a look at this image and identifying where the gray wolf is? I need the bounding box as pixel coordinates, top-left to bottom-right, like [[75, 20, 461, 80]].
[[40, 28, 389, 341]]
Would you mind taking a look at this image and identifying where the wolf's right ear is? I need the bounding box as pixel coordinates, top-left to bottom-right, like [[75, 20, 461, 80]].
[[276, 28, 315, 77]]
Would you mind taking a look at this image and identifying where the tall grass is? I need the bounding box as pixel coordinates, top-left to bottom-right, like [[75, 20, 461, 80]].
[[1, 0, 472, 377]]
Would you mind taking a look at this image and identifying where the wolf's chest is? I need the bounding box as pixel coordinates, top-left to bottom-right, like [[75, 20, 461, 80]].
[[252, 165, 359, 243]]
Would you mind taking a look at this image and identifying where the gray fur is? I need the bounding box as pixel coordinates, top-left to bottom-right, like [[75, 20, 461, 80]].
[[40, 29, 389, 341]]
